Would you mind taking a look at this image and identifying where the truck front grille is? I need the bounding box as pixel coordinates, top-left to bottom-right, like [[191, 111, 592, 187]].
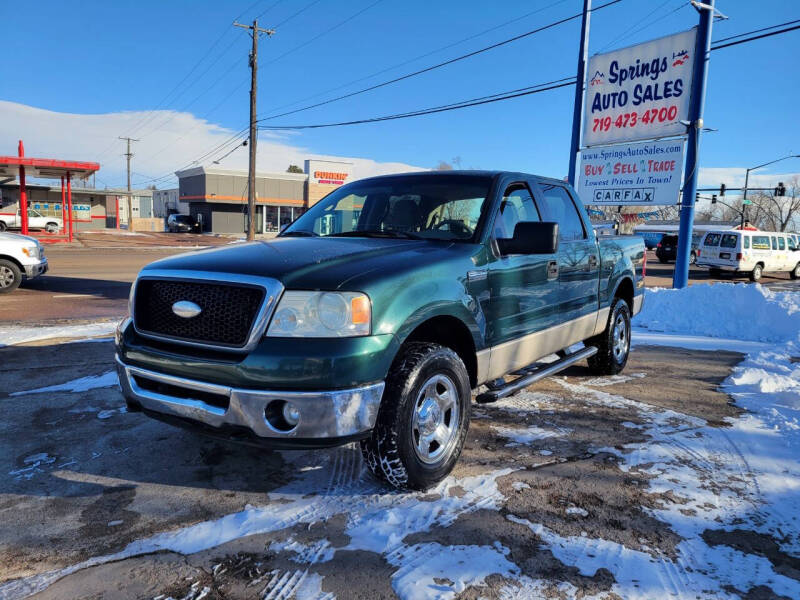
[[133, 279, 265, 348]]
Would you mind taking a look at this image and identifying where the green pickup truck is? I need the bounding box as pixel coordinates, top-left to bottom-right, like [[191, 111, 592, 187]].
[[116, 171, 645, 489]]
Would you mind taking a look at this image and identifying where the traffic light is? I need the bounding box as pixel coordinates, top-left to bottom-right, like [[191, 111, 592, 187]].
[[712, 194, 717, 204], [775, 182, 786, 196], [719, 183, 726, 197]]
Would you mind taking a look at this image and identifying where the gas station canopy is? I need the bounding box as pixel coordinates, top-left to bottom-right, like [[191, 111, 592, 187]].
[[0, 156, 99, 180]]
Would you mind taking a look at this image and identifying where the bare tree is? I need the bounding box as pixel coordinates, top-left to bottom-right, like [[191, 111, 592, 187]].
[[745, 176, 800, 232]]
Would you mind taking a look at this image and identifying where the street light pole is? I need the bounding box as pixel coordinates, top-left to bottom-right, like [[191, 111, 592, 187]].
[[741, 154, 800, 229]]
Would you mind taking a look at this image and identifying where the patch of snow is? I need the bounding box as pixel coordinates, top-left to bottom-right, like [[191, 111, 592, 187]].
[[107, 520, 123, 527], [11, 371, 118, 396], [492, 424, 569, 447], [565, 507, 588, 517], [0, 321, 118, 347], [511, 481, 531, 491], [97, 406, 127, 419], [633, 283, 800, 344], [269, 538, 334, 564], [390, 542, 518, 600]]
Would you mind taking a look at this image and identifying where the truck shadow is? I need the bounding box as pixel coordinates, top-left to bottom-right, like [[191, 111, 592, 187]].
[[21, 275, 131, 300]]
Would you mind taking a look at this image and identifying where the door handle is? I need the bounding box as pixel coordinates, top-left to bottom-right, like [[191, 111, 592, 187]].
[[547, 260, 559, 279], [588, 255, 598, 268]]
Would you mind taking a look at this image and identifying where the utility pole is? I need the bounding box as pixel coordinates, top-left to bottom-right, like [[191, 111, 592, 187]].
[[673, 0, 714, 289], [234, 19, 275, 241], [119, 136, 139, 229], [567, 0, 591, 187]]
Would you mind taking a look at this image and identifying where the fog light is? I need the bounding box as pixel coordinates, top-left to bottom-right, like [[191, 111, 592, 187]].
[[282, 402, 300, 426]]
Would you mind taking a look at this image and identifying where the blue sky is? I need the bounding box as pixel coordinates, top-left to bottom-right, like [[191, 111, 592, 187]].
[[2, 0, 799, 191]]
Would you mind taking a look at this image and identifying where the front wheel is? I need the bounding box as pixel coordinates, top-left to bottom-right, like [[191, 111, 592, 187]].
[[0, 260, 22, 293], [0, 221, 7, 232], [791, 263, 800, 280], [750, 264, 763, 282], [586, 297, 631, 375], [360, 342, 471, 490]]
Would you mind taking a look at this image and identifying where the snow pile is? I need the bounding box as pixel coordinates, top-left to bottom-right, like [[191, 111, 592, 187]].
[[0, 321, 118, 346], [633, 283, 800, 344], [11, 371, 118, 396]]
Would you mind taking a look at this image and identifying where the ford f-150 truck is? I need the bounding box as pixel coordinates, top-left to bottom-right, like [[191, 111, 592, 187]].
[[116, 171, 645, 489], [0, 231, 48, 293]]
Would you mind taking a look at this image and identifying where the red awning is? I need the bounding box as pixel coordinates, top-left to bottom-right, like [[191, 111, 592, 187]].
[[0, 156, 99, 179]]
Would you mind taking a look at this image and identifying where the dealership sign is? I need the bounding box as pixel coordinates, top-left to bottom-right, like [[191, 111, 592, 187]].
[[576, 139, 685, 206], [582, 28, 697, 147]]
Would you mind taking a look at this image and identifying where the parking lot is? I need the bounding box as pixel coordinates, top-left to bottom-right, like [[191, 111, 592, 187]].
[[1, 239, 799, 599]]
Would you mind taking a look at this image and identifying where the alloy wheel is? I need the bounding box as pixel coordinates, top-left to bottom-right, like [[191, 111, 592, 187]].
[[411, 374, 460, 464]]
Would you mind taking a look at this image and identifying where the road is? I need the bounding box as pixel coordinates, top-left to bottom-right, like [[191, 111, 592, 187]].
[[3, 246, 797, 325], [3, 337, 790, 599]]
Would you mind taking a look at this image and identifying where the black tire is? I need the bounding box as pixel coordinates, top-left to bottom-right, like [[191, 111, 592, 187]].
[[750, 263, 763, 282], [0, 259, 22, 294], [689, 252, 697, 265], [0, 221, 6, 232], [791, 263, 800, 280], [45, 222, 59, 233], [586, 297, 631, 376], [360, 342, 471, 490]]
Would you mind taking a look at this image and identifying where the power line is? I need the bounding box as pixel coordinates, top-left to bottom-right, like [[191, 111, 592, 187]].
[[713, 18, 800, 44], [273, 0, 325, 28], [260, 0, 569, 108], [257, 78, 576, 131], [711, 22, 800, 50], [255, 0, 624, 124]]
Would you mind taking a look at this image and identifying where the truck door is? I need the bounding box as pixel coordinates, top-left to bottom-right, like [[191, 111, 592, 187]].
[[485, 182, 560, 366], [535, 182, 600, 340]]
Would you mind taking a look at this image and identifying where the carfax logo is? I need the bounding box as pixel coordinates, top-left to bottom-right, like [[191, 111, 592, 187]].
[[672, 49, 689, 67]]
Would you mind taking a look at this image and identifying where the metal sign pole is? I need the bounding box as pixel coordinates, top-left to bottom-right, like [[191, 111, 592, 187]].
[[673, 1, 714, 288], [567, 0, 591, 187]]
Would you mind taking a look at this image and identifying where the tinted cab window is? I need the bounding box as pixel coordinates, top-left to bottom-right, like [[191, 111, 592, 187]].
[[493, 184, 540, 239], [538, 183, 585, 241], [704, 233, 722, 246]]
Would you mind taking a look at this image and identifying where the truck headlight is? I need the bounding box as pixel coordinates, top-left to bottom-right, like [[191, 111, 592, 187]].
[[21, 245, 39, 259], [267, 291, 371, 337]]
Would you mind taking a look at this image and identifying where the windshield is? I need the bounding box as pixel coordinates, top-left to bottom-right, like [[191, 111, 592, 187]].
[[281, 174, 493, 242], [173, 215, 193, 223]]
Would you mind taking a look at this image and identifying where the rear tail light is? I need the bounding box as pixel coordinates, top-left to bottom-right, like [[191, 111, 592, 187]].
[[657, 242, 662, 248], [736, 252, 743, 260], [696, 249, 701, 257]]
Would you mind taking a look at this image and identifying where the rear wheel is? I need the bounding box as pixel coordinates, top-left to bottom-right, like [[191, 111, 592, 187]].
[[750, 263, 763, 282], [45, 222, 59, 233], [0, 221, 6, 232], [689, 252, 697, 265], [790, 263, 800, 280], [360, 342, 471, 490], [587, 297, 631, 375], [0, 260, 22, 293]]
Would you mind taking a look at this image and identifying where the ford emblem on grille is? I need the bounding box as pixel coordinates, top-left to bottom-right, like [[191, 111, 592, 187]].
[[172, 300, 202, 319]]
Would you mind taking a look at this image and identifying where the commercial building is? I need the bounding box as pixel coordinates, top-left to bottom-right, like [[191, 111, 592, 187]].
[[152, 188, 184, 217], [0, 182, 153, 230], [176, 159, 353, 234]]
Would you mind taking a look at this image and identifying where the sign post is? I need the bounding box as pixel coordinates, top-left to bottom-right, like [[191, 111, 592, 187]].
[[674, 1, 714, 289]]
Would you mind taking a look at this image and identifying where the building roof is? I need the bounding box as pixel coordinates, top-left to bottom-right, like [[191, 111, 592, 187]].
[[175, 166, 308, 182]]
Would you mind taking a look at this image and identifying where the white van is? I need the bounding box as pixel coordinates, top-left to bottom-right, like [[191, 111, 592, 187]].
[[696, 230, 800, 281]]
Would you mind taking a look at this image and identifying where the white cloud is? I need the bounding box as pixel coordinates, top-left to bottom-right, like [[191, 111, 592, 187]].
[[0, 101, 425, 189]]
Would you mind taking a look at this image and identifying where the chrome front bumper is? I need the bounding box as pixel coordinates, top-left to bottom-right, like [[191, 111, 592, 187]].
[[24, 259, 48, 279], [115, 355, 384, 442]]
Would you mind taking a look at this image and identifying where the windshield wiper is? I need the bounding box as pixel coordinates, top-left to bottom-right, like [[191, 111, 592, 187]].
[[281, 230, 318, 237], [328, 230, 422, 239]]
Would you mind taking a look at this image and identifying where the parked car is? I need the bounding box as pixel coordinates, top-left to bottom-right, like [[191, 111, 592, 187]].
[[167, 214, 201, 233], [0, 231, 48, 293], [655, 233, 702, 264], [0, 208, 62, 233], [696, 230, 800, 281], [116, 171, 645, 490]]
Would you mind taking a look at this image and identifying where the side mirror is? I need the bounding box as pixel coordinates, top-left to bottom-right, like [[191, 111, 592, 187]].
[[497, 221, 559, 256]]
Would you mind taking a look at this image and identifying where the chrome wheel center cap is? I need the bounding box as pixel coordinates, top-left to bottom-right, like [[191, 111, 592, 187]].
[[418, 398, 441, 435]]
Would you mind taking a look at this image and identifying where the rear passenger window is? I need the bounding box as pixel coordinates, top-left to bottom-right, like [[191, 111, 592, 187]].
[[744, 236, 750, 249], [704, 233, 721, 246], [720, 234, 738, 248], [493, 185, 540, 239], [779, 237, 786, 250], [771, 236, 778, 250], [538, 184, 586, 241], [752, 236, 770, 249]]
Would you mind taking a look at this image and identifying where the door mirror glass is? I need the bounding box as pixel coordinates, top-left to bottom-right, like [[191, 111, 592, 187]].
[[497, 221, 559, 256]]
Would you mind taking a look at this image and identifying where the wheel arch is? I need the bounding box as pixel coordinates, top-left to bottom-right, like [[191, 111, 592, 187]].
[[0, 254, 24, 272], [612, 276, 634, 311]]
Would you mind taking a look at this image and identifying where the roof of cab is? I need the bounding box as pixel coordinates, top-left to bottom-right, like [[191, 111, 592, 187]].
[[354, 169, 568, 186]]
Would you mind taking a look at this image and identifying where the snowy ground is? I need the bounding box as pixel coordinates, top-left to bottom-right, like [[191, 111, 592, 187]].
[[0, 283, 799, 599]]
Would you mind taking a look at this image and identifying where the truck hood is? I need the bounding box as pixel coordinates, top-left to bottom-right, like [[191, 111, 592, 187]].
[[0, 231, 39, 245], [142, 237, 463, 290]]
